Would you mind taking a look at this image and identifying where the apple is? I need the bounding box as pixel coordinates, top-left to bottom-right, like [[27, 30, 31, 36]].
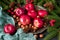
[[4, 24, 16, 35], [28, 10, 37, 18], [33, 18, 43, 28], [20, 15, 31, 25]]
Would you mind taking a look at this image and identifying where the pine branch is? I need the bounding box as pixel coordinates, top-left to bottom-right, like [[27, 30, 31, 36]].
[[17, 0, 21, 4], [2, 0, 10, 4], [9, 0, 15, 3], [44, 31, 57, 40], [37, 0, 44, 6], [0, 2, 9, 10], [51, 0, 60, 10], [47, 27, 57, 33], [2, 0, 9, 5], [50, 11, 59, 17]]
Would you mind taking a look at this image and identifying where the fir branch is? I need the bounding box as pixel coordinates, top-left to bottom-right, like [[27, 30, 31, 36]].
[[50, 11, 59, 17], [37, 0, 44, 6], [17, 0, 21, 4], [2, 0, 10, 4], [47, 27, 57, 33], [9, 0, 15, 3], [2, 0, 9, 5], [58, 32, 60, 40], [44, 31, 57, 40], [51, 0, 60, 9]]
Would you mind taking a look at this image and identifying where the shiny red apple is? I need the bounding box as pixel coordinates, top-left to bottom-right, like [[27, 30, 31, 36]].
[[33, 18, 43, 28], [4, 24, 16, 35], [38, 10, 48, 17], [28, 10, 37, 18], [20, 15, 31, 25], [14, 8, 25, 17], [25, 3, 34, 11]]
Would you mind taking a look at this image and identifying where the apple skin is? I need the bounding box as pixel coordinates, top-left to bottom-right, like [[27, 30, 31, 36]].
[[28, 10, 37, 18], [4, 24, 16, 35], [33, 18, 43, 28], [20, 15, 31, 25], [14, 8, 25, 17], [38, 10, 48, 18], [25, 3, 34, 11]]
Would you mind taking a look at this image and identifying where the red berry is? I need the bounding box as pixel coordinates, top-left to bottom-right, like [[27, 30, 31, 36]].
[[38, 10, 48, 17], [10, 8, 14, 11], [7, 10, 11, 13], [20, 15, 31, 25], [28, 10, 37, 18], [25, 3, 34, 11], [11, 12, 14, 15], [33, 18, 43, 28], [4, 24, 16, 35], [49, 19, 56, 26], [14, 8, 25, 17]]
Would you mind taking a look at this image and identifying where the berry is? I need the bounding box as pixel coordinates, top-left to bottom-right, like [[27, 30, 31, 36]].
[[11, 12, 14, 15], [4, 24, 16, 35], [49, 19, 56, 26], [33, 17, 43, 28], [28, 10, 37, 18], [39, 34, 44, 38], [7, 10, 11, 13], [25, 3, 34, 11], [20, 15, 31, 25], [14, 8, 25, 17], [38, 10, 48, 17]]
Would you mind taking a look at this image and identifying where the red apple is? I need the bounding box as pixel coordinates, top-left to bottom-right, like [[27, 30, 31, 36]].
[[33, 18, 43, 28], [38, 10, 48, 17], [28, 10, 37, 18], [20, 15, 31, 25], [4, 24, 16, 35], [14, 8, 25, 17], [25, 3, 34, 11]]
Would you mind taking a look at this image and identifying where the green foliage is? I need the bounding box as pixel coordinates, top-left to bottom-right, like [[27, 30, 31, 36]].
[[58, 32, 60, 40], [47, 27, 57, 33], [44, 31, 57, 40]]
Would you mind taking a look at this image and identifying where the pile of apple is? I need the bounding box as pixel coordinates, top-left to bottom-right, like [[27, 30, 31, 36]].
[[4, 3, 49, 35]]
